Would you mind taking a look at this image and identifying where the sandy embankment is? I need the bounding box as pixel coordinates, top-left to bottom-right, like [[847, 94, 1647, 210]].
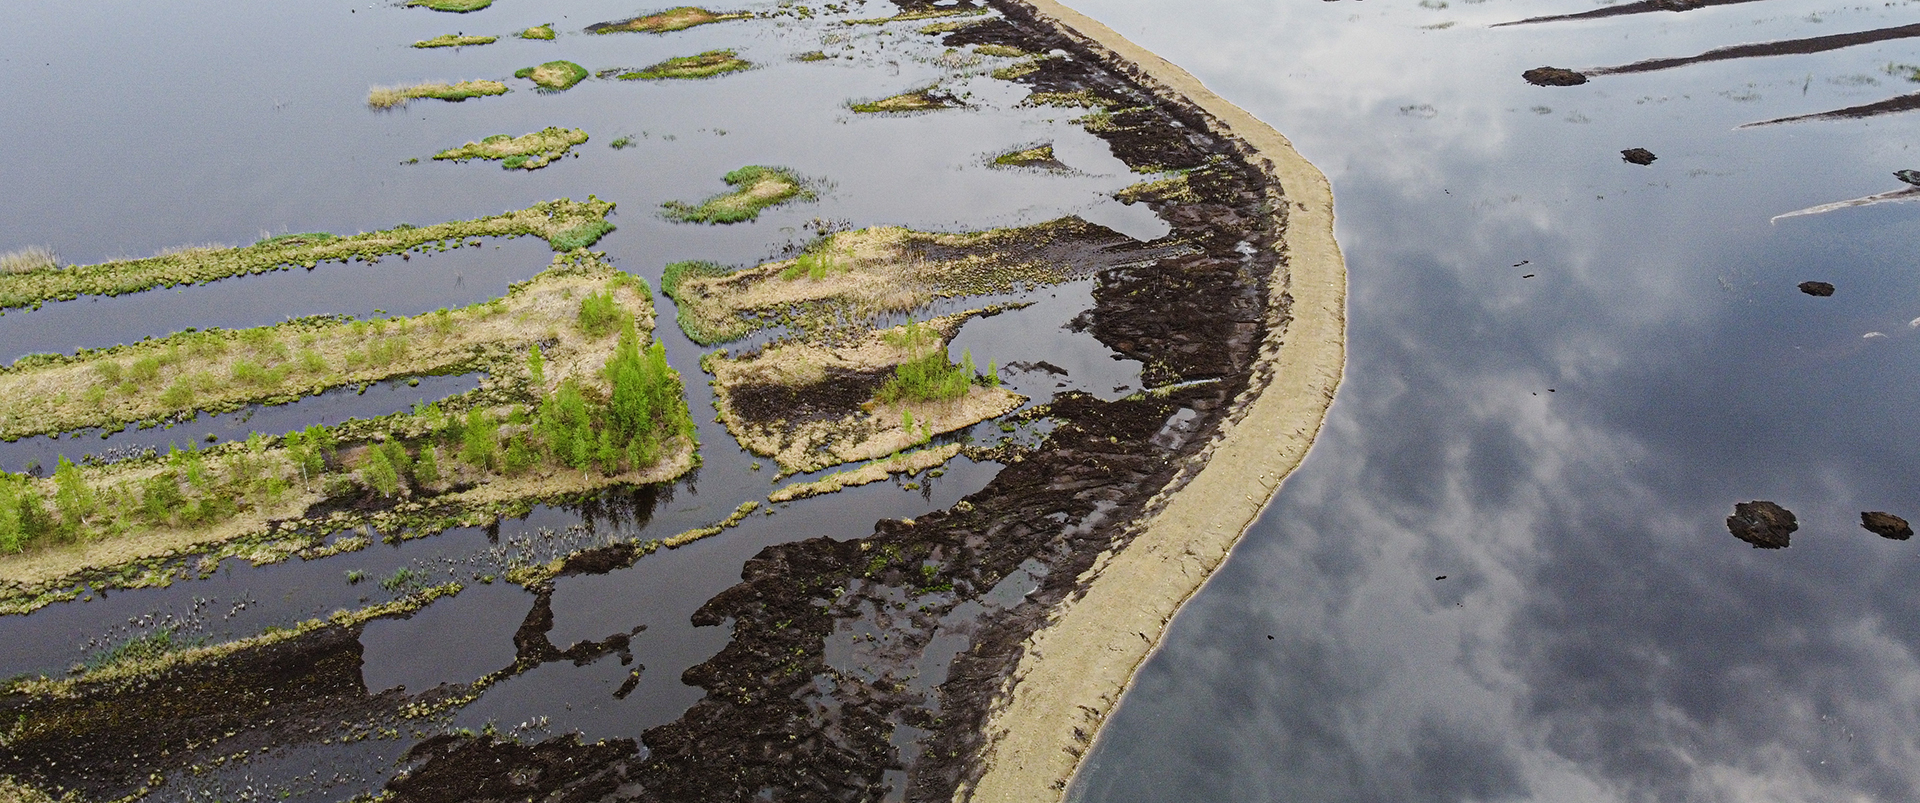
[[965, 2, 1348, 800]]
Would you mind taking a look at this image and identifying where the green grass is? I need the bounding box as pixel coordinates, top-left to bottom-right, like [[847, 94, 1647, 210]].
[[411, 33, 497, 48], [519, 23, 556, 40], [794, 50, 831, 62], [974, 44, 1028, 58], [368, 80, 508, 109], [850, 88, 950, 114], [874, 321, 993, 405], [609, 135, 635, 149], [661, 166, 813, 225], [515, 60, 589, 90], [0, 198, 614, 311], [993, 144, 1058, 168], [434, 126, 588, 170], [617, 49, 752, 80], [406, 0, 492, 11], [586, 7, 749, 34]]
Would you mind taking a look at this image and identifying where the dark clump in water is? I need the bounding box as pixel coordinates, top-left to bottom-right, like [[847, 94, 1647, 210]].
[[1860, 511, 1912, 540], [1727, 500, 1799, 549], [1799, 281, 1835, 297], [1524, 67, 1589, 86], [1622, 148, 1658, 165]]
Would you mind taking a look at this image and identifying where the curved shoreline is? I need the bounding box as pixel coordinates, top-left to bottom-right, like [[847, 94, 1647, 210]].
[[964, 3, 1348, 800]]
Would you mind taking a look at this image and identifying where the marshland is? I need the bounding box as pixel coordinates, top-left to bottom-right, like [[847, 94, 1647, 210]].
[[8, 0, 1911, 800]]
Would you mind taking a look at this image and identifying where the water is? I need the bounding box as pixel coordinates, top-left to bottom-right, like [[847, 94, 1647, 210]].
[[1066, 0, 1920, 800]]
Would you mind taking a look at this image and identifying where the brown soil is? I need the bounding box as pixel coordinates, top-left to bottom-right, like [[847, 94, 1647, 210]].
[[1523, 66, 1589, 86], [388, 733, 641, 803]]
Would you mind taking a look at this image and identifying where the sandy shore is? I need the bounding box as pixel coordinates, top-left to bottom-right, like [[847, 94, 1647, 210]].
[[962, 2, 1348, 800]]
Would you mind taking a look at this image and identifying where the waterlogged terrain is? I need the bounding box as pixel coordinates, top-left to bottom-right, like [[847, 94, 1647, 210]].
[[0, 1, 1306, 801]]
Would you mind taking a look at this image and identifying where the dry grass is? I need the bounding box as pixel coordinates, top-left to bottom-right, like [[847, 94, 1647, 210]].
[[587, 7, 750, 34], [368, 79, 508, 109], [412, 33, 498, 48], [519, 23, 556, 40], [435, 126, 588, 170], [406, 0, 492, 11], [993, 144, 1059, 168], [850, 88, 951, 113], [0, 246, 56, 274], [844, 7, 986, 25], [618, 49, 753, 80], [769, 443, 961, 503]]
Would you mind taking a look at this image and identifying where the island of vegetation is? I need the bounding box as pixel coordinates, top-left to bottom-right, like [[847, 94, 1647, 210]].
[[0, 251, 697, 613], [585, 7, 750, 34], [844, 6, 987, 25], [405, 0, 491, 11], [659, 165, 811, 224], [0, 197, 614, 312], [992, 142, 1067, 170], [515, 60, 589, 91], [367, 79, 508, 109], [617, 49, 753, 80], [849, 86, 955, 113], [410, 33, 497, 48], [518, 23, 556, 40], [434, 126, 589, 170]]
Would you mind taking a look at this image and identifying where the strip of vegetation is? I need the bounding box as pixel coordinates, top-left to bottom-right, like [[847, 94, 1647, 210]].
[[519, 23, 556, 40], [974, 44, 1028, 58], [617, 49, 752, 80], [0, 197, 613, 312], [0, 254, 696, 580], [412, 33, 498, 48], [768, 443, 961, 503], [586, 7, 750, 34], [368, 79, 508, 109], [435, 126, 588, 170], [794, 50, 831, 62], [406, 0, 492, 11], [660, 166, 812, 224], [850, 87, 953, 113], [992, 144, 1063, 169], [844, 7, 987, 25], [919, 19, 989, 34], [515, 60, 589, 90], [661, 500, 760, 547]]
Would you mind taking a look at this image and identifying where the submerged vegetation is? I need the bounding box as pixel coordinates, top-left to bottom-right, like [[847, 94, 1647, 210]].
[[586, 7, 750, 34], [0, 197, 614, 311], [515, 60, 590, 90], [406, 0, 493, 10], [660, 165, 812, 224], [367, 79, 508, 109], [411, 33, 497, 48], [0, 254, 695, 577], [519, 23, 556, 40], [850, 87, 953, 113], [618, 49, 753, 80], [434, 126, 589, 170]]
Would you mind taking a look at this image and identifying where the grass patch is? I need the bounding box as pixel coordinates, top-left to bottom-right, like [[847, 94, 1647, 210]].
[[1115, 170, 1202, 205], [850, 87, 952, 114], [434, 126, 588, 170], [406, 0, 492, 10], [661, 166, 812, 225], [992, 56, 1053, 81], [919, 19, 988, 34], [411, 33, 497, 48], [367, 79, 508, 109], [609, 135, 636, 149], [0, 197, 613, 312], [875, 319, 995, 405], [0, 246, 57, 274], [794, 50, 831, 62], [974, 44, 1028, 58], [992, 144, 1061, 169], [1022, 89, 1114, 109], [519, 23, 556, 40], [845, 7, 986, 25], [0, 254, 696, 561], [618, 49, 752, 80], [586, 7, 750, 34], [515, 60, 589, 90]]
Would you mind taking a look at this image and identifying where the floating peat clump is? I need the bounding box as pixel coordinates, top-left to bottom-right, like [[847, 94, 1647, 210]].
[[406, 0, 492, 10], [411, 33, 496, 48], [1621, 147, 1657, 165], [1862, 511, 1913, 539], [515, 60, 589, 91], [850, 86, 957, 113], [367, 79, 508, 109], [618, 49, 753, 80], [1727, 500, 1798, 548], [1798, 281, 1835, 296], [434, 126, 589, 170], [660, 166, 812, 224], [518, 23, 556, 40], [1523, 66, 1589, 85], [586, 7, 750, 34]]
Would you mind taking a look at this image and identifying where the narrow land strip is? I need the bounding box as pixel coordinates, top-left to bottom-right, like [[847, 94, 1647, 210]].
[[964, 1, 1348, 800]]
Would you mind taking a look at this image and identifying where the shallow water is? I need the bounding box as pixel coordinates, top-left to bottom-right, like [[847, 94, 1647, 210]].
[[1066, 0, 1920, 800]]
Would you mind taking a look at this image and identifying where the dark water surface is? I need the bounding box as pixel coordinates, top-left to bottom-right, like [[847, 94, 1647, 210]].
[[1068, 0, 1920, 800]]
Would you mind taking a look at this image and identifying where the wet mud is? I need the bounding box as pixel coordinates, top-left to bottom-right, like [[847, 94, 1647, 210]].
[[1589, 22, 1920, 76], [1492, 0, 1772, 28], [1742, 91, 1920, 127]]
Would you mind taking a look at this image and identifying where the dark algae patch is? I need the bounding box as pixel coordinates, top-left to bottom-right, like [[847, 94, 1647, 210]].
[[660, 166, 813, 224], [586, 7, 751, 34], [1728, 500, 1798, 548], [618, 49, 753, 80], [516, 60, 589, 91]]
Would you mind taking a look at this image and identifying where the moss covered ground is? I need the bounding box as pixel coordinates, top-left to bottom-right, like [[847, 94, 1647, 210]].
[[660, 165, 811, 224], [515, 60, 589, 90], [0, 197, 613, 312], [435, 126, 588, 170], [618, 49, 752, 80], [411, 33, 497, 48], [586, 7, 750, 34], [367, 79, 508, 109]]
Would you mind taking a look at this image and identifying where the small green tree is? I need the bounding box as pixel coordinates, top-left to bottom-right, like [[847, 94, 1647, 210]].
[[53, 457, 96, 536]]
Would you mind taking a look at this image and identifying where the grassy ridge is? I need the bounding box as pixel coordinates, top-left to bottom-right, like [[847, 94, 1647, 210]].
[[367, 80, 508, 109], [412, 33, 497, 48], [618, 50, 752, 80], [434, 126, 589, 170], [0, 198, 614, 312], [661, 166, 812, 224], [587, 7, 749, 34]]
